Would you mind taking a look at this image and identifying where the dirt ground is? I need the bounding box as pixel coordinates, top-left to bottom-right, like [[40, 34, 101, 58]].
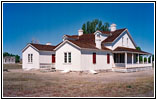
[[3, 69, 154, 97]]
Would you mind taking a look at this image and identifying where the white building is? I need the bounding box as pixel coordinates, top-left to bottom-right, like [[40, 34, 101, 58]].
[[22, 24, 153, 72], [22, 43, 56, 70], [3, 56, 15, 64]]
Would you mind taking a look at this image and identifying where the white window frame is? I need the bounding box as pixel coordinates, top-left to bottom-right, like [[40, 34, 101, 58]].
[[28, 53, 33, 63], [64, 52, 67, 63], [64, 52, 71, 64]]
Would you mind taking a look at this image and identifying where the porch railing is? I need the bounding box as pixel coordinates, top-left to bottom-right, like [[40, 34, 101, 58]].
[[40, 63, 55, 69], [127, 63, 152, 68], [114, 63, 125, 67], [115, 63, 152, 68]]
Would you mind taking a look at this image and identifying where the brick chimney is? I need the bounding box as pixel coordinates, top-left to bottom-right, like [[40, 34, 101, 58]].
[[78, 29, 83, 36], [46, 42, 51, 45], [110, 24, 116, 32]]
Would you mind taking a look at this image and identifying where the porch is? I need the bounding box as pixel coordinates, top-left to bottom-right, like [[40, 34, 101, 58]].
[[40, 63, 55, 72], [113, 47, 152, 69]]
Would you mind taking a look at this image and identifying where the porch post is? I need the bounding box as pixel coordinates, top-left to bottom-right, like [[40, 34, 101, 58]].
[[132, 53, 133, 64], [137, 54, 139, 64], [147, 55, 149, 64], [143, 55, 144, 64], [125, 52, 127, 68]]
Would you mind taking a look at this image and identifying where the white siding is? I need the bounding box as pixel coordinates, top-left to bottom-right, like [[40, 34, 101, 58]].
[[112, 32, 136, 50], [39, 51, 55, 64], [22, 46, 39, 69], [81, 50, 113, 71], [55, 42, 81, 71]]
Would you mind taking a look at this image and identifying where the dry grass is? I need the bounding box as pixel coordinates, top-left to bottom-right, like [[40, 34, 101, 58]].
[[3, 64, 22, 69], [3, 69, 154, 97]]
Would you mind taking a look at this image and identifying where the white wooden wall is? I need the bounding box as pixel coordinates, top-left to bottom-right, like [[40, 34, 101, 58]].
[[39, 51, 55, 64], [81, 50, 113, 71], [55, 42, 81, 71], [112, 31, 136, 50], [22, 46, 39, 69]]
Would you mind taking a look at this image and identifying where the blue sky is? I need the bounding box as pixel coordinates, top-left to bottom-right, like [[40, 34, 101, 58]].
[[3, 3, 154, 57]]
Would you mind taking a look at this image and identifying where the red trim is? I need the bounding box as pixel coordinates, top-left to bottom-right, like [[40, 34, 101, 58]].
[[52, 54, 55, 63], [107, 54, 110, 64], [93, 53, 96, 64]]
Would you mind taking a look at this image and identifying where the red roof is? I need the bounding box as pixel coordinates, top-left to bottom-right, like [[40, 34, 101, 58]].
[[30, 43, 56, 51], [65, 35, 79, 39], [114, 47, 151, 54], [65, 34, 111, 51], [99, 31, 111, 34], [102, 28, 126, 43]]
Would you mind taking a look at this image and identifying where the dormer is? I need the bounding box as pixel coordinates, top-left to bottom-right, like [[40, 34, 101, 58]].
[[94, 30, 110, 49]]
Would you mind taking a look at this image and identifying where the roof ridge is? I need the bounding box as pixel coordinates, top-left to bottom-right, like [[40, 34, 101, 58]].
[[30, 43, 56, 47]]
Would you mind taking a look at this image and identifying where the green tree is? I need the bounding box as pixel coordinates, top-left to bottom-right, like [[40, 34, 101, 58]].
[[3, 52, 10, 57], [136, 47, 141, 51], [15, 55, 20, 63], [135, 47, 143, 62], [82, 19, 110, 34], [148, 54, 154, 63]]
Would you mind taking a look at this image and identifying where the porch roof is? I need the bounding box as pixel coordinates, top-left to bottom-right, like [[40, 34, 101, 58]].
[[113, 47, 151, 55]]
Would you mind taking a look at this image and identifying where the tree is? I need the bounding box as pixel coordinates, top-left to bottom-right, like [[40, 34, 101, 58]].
[[136, 47, 143, 62], [136, 47, 141, 51], [3, 52, 10, 57], [15, 55, 20, 63], [81, 19, 110, 34], [148, 54, 154, 63]]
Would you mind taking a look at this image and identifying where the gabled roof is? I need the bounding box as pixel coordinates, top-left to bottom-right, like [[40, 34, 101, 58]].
[[102, 28, 126, 43], [67, 29, 127, 45], [22, 43, 56, 52], [64, 35, 79, 39], [114, 47, 151, 54], [61, 29, 132, 51], [56, 28, 136, 51], [54, 39, 111, 51], [30, 43, 56, 51], [99, 31, 111, 34]]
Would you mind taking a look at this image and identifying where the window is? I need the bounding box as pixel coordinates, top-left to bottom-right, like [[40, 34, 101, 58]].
[[31, 54, 33, 62], [64, 53, 67, 63], [28, 54, 30, 62], [28, 54, 33, 63], [97, 33, 100, 38], [93, 53, 96, 64], [52, 54, 55, 63], [107, 54, 110, 64], [68, 52, 71, 63], [64, 52, 71, 63]]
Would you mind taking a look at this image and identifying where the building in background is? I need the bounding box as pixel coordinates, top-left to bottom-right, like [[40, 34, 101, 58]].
[[3, 56, 15, 64]]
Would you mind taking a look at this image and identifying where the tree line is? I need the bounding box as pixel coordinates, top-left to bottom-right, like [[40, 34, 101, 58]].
[[82, 19, 110, 34]]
